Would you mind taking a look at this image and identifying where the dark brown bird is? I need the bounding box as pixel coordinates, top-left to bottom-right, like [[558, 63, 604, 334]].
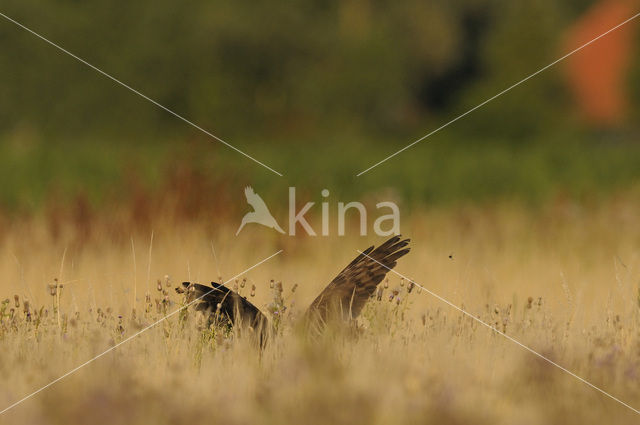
[[178, 235, 410, 340]]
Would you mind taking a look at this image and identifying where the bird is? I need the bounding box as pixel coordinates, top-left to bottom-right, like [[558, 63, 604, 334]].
[[177, 235, 410, 343], [236, 186, 285, 235]]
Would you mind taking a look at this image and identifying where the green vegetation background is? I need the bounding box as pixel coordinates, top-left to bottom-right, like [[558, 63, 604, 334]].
[[1, 0, 639, 210]]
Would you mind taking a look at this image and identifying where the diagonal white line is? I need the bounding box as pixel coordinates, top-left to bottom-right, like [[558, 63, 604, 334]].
[[0, 12, 283, 177], [357, 249, 640, 415], [0, 249, 283, 416], [357, 11, 640, 177]]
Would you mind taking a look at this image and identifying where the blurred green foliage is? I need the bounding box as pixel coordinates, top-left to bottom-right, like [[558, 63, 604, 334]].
[[0, 0, 602, 140], [2, 132, 640, 212], [2, 0, 640, 211]]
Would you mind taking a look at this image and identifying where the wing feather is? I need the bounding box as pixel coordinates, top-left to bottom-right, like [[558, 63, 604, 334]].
[[305, 235, 411, 322]]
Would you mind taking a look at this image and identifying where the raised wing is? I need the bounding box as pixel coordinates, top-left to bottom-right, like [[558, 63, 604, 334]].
[[179, 281, 269, 333], [305, 235, 410, 323]]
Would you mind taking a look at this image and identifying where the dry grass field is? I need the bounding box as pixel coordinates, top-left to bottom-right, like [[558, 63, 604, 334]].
[[1, 195, 640, 424]]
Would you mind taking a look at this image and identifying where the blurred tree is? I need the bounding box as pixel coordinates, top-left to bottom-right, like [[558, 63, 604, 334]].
[[2, 0, 631, 145]]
